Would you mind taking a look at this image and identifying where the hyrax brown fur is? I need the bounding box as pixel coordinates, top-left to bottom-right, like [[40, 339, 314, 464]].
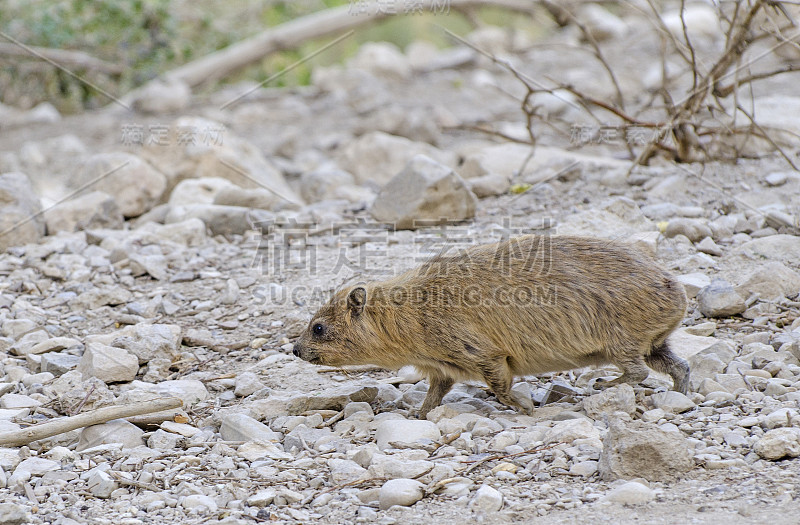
[[294, 235, 689, 418]]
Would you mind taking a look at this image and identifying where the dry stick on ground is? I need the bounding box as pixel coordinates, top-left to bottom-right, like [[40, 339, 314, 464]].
[[121, 0, 535, 105], [0, 397, 183, 448]]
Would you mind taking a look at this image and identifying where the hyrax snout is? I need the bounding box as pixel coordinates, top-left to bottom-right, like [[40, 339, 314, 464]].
[[294, 235, 689, 419]]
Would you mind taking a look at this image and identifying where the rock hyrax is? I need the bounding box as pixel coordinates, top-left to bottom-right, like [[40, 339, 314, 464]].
[[294, 235, 689, 418]]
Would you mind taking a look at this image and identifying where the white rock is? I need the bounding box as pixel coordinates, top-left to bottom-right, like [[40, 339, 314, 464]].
[[77, 419, 144, 451], [220, 413, 281, 442], [0, 394, 41, 409], [246, 489, 276, 507], [754, 428, 800, 460], [0, 503, 29, 525], [328, 458, 368, 484], [234, 371, 265, 397], [181, 494, 218, 513], [348, 42, 411, 80], [697, 280, 746, 318], [736, 262, 800, 301], [44, 190, 123, 234], [72, 152, 166, 218], [85, 324, 182, 365], [337, 131, 456, 186], [0, 449, 21, 472], [125, 379, 209, 406], [379, 478, 424, 510], [77, 342, 138, 383], [650, 391, 695, 413], [132, 79, 191, 114], [169, 177, 239, 207], [375, 419, 441, 450], [370, 155, 477, 230], [470, 484, 503, 512], [663, 4, 722, 42], [87, 470, 117, 498], [12, 457, 60, 477], [569, 460, 598, 477], [582, 384, 636, 418], [601, 481, 655, 505], [543, 418, 600, 445]]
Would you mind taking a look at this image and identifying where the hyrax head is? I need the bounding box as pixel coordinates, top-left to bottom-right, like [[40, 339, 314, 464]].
[[293, 285, 373, 367]]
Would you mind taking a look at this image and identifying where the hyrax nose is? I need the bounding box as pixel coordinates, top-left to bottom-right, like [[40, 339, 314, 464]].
[[292, 344, 300, 357]]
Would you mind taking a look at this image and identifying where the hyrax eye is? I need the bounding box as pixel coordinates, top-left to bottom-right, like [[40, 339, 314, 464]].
[[312, 323, 325, 337]]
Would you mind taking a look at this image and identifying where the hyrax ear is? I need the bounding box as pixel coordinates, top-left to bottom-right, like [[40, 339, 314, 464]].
[[347, 287, 367, 316]]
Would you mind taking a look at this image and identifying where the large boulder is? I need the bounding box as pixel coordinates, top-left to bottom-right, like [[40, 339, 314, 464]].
[[71, 152, 166, 217], [140, 116, 301, 206], [370, 155, 477, 230], [598, 418, 693, 481], [0, 172, 44, 250], [44, 191, 123, 234], [337, 131, 457, 187]]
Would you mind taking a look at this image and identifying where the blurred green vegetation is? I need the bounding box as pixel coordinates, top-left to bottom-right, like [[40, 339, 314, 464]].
[[0, 0, 529, 112]]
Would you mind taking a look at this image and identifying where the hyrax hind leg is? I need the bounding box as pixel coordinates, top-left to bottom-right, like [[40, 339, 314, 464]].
[[479, 357, 530, 414], [597, 349, 650, 389], [646, 341, 690, 394]]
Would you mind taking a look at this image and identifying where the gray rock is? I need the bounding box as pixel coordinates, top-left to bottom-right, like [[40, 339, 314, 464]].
[[349, 42, 411, 80], [169, 177, 238, 206], [0, 503, 29, 525], [470, 484, 503, 512], [650, 391, 695, 413], [73, 152, 166, 218], [132, 79, 191, 114], [22, 337, 81, 356], [220, 413, 281, 443], [736, 235, 800, 265], [344, 402, 374, 419], [299, 167, 356, 203], [86, 323, 181, 365], [599, 418, 693, 481], [77, 342, 138, 383], [147, 429, 184, 450], [0, 394, 41, 409], [0, 172, 45, 250], [213, 186, 281, 211], [697, 280, 746, 318], [337, 131, 456, 186], [284, 424, 332, 452], [375, 419, 441, 450], [582, 384, 636, 419], [765, 171, 788, 187], [77, 419, 144, 450], [754, 428, 800, 460], [234, 371, 265, 397], [369, 453, 435, 479], [665, 218, 713, 242], [142, 116, 301, 205], [601, 481, 654, 504], [87, 470, 117, 498], [165, 204, 273, 236], [124, 379, 208, 406], [695, 237, 722, 256], [736, 262, 800, 301], [286, 385, 378, 413], [44, 190, 123, 234], [379, 478, 424, 510], [328, 458, 368, 484], [370, 155, 476, 230], [543, 418, 600, 445], [181, 494, 218, 513], [12, 457, 60, 477]]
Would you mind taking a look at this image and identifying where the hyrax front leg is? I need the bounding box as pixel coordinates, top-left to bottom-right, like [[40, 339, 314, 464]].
[[419, 376, 454, 420]]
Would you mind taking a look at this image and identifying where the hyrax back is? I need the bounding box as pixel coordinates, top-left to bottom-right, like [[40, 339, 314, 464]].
[[294, 235, 689, 418]]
